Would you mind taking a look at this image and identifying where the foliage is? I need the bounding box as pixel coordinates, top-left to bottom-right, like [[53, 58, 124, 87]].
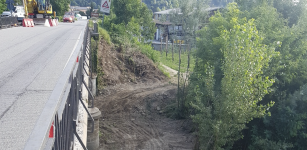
[[247, 84, 307, 150], [51, 0, 70, 16], [158, 64, 171, 78], [97, 25, 111, 45], [212, 1, 307, 150], [136, 42, 160, 63], [109, 0, 156, 42], [143, 0, 178, 12], [159, 50, 195, 73], [88, 19, 93, 28], [79, 11, 86, 16], [71, 0, 99, 9], [143, 0, 232, 12], [102, 0, 156, 44], [98, 0, 159, 64], [0, 0, 6, 14], [13, 0, 22, 6], [162, 0, 210, 118], [211, 0, 233, 7], [53, 16, 63, 22], [188, 3, 277, 149], [168, 0, 209, 42]]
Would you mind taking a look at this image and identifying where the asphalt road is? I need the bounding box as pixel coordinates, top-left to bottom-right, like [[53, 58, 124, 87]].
[[0, 20, 87, 150]]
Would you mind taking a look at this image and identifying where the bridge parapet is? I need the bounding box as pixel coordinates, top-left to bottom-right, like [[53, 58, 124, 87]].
[[23, 21, 94, 150]]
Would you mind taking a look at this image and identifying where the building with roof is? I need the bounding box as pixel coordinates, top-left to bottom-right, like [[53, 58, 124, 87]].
[[70, 6, 90, 14], [151, 7, 221, 50]]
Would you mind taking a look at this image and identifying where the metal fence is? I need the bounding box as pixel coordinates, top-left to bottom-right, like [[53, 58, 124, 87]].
[[23, 21, 95, 150], [0, 17, 18, 29]]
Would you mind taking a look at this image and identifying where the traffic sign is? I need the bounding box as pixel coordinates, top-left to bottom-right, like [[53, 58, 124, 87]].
[[100, 0, 111, 14], [91, 13, 99, 18]]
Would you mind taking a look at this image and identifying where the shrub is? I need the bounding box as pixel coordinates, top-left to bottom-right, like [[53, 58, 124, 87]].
[[98, 28, 111, 45], [136, 42, 160, 63]]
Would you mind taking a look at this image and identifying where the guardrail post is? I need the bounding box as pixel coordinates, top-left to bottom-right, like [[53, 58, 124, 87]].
[[91, 75, 97, 97], [86, 107, 102, 150]]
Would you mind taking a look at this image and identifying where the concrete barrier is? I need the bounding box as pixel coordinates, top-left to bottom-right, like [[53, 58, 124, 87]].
[[44, 19, 50, 27], [22, 19, 34, 27], [0, 17, 18, 29]]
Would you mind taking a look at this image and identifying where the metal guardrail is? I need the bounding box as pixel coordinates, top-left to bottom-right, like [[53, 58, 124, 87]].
[[23, 21, 95, 150], [0, 17, 18, 29]]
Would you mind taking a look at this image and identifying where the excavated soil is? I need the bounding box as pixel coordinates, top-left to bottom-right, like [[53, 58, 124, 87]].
[[95, 40, 196, 150]]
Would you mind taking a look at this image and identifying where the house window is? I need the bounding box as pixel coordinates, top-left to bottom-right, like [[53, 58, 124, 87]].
[[174, 26, 182, 30], [168, 26, 173, 32], [178, 26, 182, 30]]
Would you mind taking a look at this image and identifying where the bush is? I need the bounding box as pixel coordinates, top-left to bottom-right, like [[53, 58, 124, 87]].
[[57, 16, 63, 22], [89, 19, 93, 28], [136, 42, 160, 63], [98, 28, 111, 45], [53, 16, 63, 22]]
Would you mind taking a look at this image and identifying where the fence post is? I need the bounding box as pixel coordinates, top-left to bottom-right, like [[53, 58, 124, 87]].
[[86, 107, 101, 150]]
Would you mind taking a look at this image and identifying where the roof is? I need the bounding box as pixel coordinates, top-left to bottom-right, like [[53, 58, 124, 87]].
[[154, 9, 180, 15], [70, 6, 90, 11], [206, 7, 222, 11], [153, 7, 222, 15]]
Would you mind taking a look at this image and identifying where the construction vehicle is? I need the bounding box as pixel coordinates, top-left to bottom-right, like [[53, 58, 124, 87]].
[[22, 0, 54, 23]]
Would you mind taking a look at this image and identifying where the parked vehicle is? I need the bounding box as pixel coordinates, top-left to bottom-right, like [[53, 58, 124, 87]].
[[76, 14, 81, 20], [1, 11, 13, 17], [1, 6, 24, 22]]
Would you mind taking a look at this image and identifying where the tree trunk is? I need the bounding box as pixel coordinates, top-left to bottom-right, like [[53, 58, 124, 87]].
[[177, 41, 181, 109], [160, 35, 162, 55], [187, 44, 190, 71], [181, 43, 190, 115], [166, 34, 168, 57], [172, 39, 174, 61]]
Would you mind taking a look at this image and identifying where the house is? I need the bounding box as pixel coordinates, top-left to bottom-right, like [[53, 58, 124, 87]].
[[70, 6, 90, 14], [152, 7, 221, 50]]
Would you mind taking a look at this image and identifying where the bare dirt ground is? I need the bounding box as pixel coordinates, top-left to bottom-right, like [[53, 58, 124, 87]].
[[95, 40, 196, 150]]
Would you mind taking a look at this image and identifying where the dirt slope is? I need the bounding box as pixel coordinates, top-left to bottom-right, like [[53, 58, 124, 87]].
[[96, 40, 195, 150]]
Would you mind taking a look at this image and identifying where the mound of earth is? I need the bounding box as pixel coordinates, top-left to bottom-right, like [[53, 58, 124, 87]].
[[95, 40, 196, 150], [97, 40, 165, 87]]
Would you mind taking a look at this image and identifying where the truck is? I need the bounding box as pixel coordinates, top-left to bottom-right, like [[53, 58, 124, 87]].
[[22, 0, 54, 24], [1, 6, 25, 22]]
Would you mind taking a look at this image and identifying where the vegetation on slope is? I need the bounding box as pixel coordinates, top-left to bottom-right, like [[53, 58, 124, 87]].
[[92, 0, 307, 149]]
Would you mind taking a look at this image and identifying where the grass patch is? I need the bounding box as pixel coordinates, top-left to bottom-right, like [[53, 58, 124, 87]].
[[98, 28, 111, 45], [89, 19, 93, 28], [159, 51, 195, 73], [136, 42, 160, 63], [158, 64, 171, 78]]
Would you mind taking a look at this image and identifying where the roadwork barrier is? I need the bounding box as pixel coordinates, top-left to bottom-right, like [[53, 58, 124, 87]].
[[0, 17, 18, 29], [22, 19, 34, 27], [48, 19, 57, 27]]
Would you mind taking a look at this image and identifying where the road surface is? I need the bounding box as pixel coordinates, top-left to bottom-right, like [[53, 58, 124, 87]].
[[0, 20, 87, 150]]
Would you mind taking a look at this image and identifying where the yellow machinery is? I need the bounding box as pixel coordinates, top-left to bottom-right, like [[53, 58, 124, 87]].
[[23, 0, 53, 19]]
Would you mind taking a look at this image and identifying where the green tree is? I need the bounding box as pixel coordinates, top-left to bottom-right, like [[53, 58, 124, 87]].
[[188, 3, 277, 149], [165, 0, 209, 116], [79, 11, 86, 16], [0, 0, 6, 14], [228, 1, 307, 149], [156, 7, 161, 11], [105, 0, 156, 42], [51, 0, 70, 16]]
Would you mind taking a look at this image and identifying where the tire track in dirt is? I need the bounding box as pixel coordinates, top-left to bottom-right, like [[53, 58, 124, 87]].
[[97, 83, 195, 150], [96, 40, 195, 150]]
